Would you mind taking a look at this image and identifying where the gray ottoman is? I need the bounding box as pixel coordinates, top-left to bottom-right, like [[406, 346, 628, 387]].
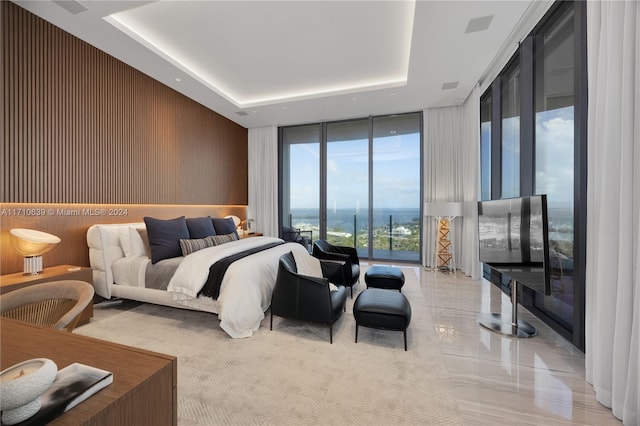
[[364, 265, 405, 292], [353, 288, 412, 351]]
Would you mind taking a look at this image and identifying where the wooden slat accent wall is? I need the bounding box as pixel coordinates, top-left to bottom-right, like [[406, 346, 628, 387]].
[[1, 2, 248, 205]]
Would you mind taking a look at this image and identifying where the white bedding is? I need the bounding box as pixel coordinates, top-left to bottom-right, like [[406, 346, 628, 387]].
[[112, 255, 149, 288], [168, 237, 309, 338], [87, 223, 312, 339]]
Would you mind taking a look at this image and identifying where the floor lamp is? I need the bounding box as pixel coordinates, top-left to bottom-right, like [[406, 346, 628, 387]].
[[424, 202, 463, 273]]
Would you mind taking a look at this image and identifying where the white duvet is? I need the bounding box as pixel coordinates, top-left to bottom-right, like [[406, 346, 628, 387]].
[[167, 237, 309, 338]]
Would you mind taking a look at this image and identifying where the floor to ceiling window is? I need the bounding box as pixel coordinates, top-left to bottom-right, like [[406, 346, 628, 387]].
[[326, 119, 369, 250], [478, 0, 586, 349], [480, 93, 492, 202], [371, 114, 422, 260], [534, 3, 576, 329], [280, 124, 321, 238], [280, 112, 422, 262], [501, 59, 521, 199]]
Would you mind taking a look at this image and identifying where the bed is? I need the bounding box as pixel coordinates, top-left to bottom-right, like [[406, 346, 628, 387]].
[[86, 220, 310, 338]]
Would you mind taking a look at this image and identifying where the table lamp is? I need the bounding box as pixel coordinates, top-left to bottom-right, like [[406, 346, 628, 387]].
[[9, 229, 61, 275]]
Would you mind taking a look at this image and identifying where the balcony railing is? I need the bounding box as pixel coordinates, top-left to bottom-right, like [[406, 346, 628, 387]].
[[287, 213, 420, 262]]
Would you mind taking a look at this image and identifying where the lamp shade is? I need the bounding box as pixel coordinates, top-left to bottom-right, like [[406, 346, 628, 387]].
[[9, 229, 61, 257], [424, 202, 463, 218]]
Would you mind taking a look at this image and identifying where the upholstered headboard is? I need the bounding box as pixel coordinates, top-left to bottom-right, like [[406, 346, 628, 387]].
[[87, 222, 145, 299]]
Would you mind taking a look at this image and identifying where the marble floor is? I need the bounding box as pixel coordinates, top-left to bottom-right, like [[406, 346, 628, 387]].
[[89, 261, 622, 425], [406, 264, 621, 426]]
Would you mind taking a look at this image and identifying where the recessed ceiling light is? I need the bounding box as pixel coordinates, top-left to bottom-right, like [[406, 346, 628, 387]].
[[442, 81, 459, 90], [465, 15, 494, 34], [174, 77, 182, 82], [390, 92, 397, 96], [352, 97, 358, 101]]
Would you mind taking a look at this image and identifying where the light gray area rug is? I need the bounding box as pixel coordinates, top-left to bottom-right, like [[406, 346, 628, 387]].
[[77, 267, 463, 426]]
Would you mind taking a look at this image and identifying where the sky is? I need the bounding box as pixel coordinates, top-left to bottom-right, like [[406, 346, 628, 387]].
[[289, 104, 574, 213], [481, 105, 574, 206], [288, 132, 421, 210]]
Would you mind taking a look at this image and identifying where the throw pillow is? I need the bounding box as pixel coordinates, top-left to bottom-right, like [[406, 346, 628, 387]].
[[212, 217, 239, 239], [128, 225, 148, 257], [136, 228, 152, 258], [144, 216, 190, 264], [186, 216, 216, 239], [208, 233, 238, 246], [292, 249, 339, 292], [180, 237, 214, 256]]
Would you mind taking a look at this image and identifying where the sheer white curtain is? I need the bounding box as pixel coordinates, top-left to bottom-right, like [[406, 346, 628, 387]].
[[248, 126, 278, 237], [585, 1, 639, 425], [423, 88, 481, 279], [460, 86, 482, 280]]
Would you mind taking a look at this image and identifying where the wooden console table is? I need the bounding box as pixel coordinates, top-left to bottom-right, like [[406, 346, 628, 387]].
[[0, 319, 177, 425]]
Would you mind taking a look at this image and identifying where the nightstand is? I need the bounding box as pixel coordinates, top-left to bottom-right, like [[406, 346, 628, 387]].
[[0, 264, 94, 325], [240, 232, 263, 239]]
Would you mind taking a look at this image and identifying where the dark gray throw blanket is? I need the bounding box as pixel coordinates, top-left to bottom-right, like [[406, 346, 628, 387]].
[[198, 241, 285, 299]]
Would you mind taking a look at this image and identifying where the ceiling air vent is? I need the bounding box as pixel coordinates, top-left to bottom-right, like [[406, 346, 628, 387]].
[[441, 82, 459, 90], [236, 111, 249, 116], [465, 15, 494, 34], [53, 0, 88, 15]]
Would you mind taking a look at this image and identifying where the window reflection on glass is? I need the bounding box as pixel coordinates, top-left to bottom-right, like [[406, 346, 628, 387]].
[[534, 5, 575, 327], [502, 63, 520, 199], [480, 92, 492, 201]]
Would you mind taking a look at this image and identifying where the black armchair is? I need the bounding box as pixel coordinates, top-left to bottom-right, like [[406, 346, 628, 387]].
[[270, 251, 347, 343], [312, 240, 361, 298], [281, 226, 312, 252]]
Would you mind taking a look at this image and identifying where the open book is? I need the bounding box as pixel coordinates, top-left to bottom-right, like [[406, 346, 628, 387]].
[[18, 363, 113, 425]]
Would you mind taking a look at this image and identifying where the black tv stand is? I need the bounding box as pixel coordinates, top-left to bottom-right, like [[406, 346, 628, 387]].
[[477, 279, 537, 338]]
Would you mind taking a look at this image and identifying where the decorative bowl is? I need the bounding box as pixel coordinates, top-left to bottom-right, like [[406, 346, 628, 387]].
[[0, 358, 58, 425]]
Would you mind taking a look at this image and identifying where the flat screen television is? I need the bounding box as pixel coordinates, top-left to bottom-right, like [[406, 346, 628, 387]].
[[478, 195, 551, 296]]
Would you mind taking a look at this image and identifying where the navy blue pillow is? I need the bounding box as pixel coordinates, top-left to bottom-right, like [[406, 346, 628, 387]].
[[186, 216, 216, 239], [212, 217, 239, 239], [144, 216, 190, 264]]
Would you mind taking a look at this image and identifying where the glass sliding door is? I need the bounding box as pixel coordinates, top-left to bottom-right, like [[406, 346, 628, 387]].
[[371, 113, 421, 262], [326, 120, 369, 253], [280, 112, 422, 262], [281, 124, 321, 241]]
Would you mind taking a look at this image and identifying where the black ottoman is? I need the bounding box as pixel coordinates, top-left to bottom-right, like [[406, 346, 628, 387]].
[[353, 289, 412, 351], [364, 265, 405, 292]]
